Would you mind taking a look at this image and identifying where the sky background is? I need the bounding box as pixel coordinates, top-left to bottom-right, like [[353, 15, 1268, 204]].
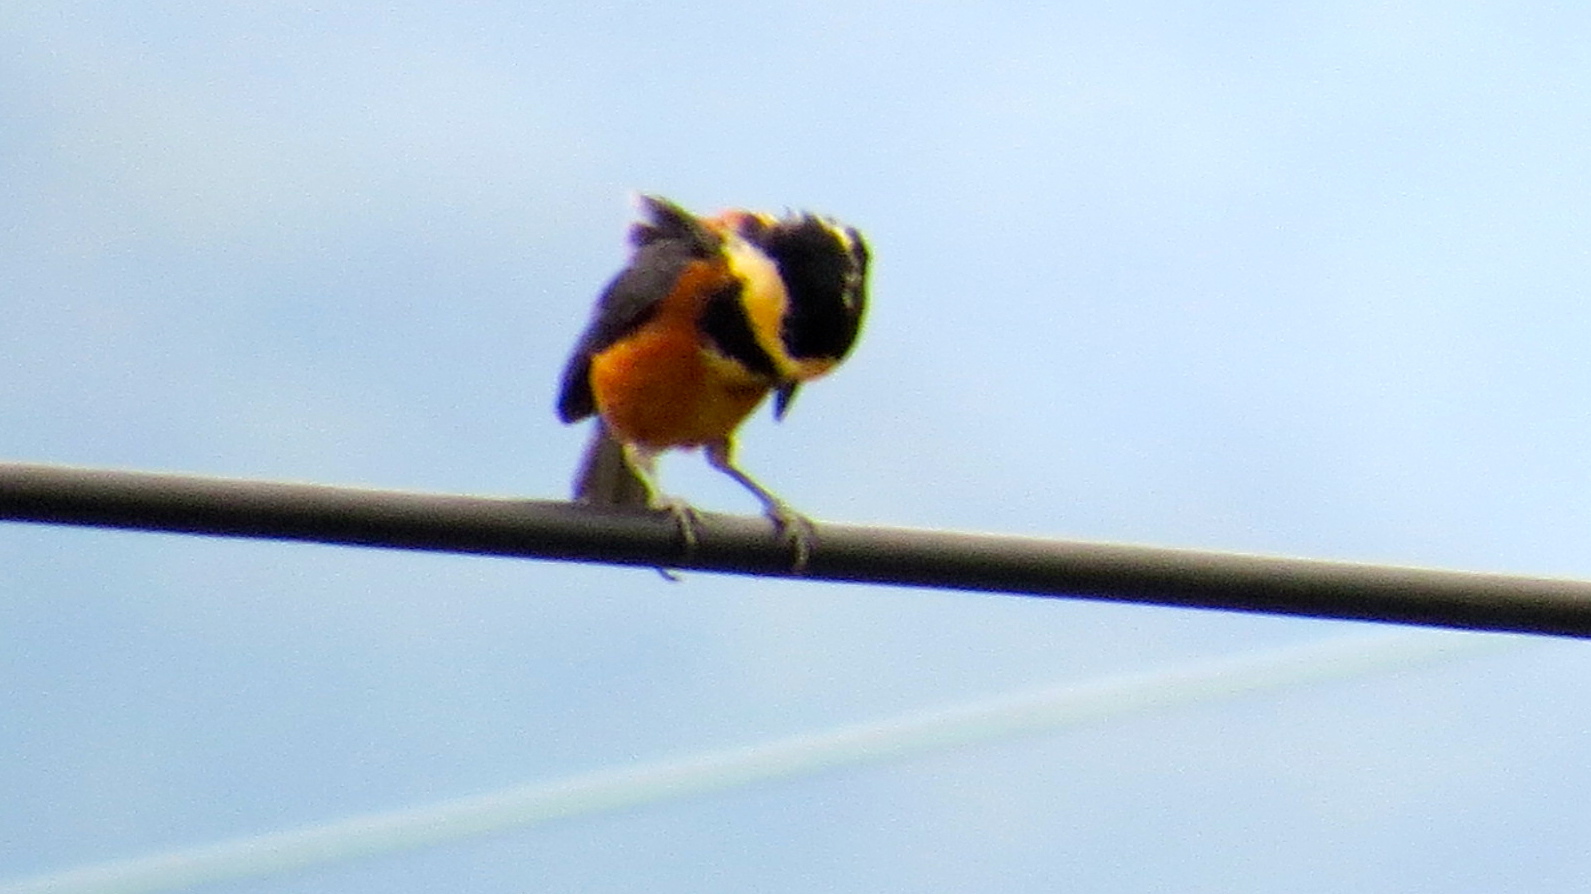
[[6, 1, 1591, 891]]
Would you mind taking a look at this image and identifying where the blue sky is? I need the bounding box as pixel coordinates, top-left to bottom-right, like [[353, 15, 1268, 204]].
[[5, 1, 1591, 891]]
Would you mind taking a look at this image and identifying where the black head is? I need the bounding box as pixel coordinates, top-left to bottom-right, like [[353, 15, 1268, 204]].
[[743, 213, 870, 366]]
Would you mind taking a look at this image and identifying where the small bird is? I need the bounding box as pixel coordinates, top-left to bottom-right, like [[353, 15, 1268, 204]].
[[556, 195, 870, 570]]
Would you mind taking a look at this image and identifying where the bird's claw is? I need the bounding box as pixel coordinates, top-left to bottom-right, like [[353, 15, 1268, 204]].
[[652, 496, 702, 581], [649, 495, 815, 578], [766, 504, 817, 575]]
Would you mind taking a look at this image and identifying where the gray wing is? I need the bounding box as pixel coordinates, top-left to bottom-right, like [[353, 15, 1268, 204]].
[[555, 239, 697, 423]]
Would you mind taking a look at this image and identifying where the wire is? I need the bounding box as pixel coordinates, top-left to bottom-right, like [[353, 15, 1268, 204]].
[[4, 461, 1591, 636], [4, 461, 1591, 635], [0, 629, 1516, 894]]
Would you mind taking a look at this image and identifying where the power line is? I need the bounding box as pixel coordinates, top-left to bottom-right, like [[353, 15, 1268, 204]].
[[2, 460, 1590, 637], [0, 630, 1514, 894]]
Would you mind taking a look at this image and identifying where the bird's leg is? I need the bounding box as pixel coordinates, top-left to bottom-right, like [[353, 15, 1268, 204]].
[[622, 443, 702, 577], [705, 440, 816, 574]]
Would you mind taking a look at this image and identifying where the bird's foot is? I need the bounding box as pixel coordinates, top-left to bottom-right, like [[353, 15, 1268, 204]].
[[765, 503, 818, 575], [652, 495, 702, 581]]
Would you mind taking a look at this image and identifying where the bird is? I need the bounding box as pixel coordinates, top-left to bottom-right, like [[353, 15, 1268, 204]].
[[555, 194, 870, 571]]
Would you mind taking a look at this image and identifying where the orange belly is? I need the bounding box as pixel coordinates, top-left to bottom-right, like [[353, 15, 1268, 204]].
[[589, 324, 771, 449]]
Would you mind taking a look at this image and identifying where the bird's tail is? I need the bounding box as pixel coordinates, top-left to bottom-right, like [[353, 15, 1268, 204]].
[[573, 423, 652, 508]]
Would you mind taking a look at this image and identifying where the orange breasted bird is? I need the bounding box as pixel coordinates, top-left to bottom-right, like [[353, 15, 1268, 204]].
[[556, 195, 870, 568]]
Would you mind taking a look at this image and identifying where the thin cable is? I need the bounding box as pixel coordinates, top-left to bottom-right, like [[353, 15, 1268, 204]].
[[0, 630, 1516, 894], [3, 461, 1591, 635]]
